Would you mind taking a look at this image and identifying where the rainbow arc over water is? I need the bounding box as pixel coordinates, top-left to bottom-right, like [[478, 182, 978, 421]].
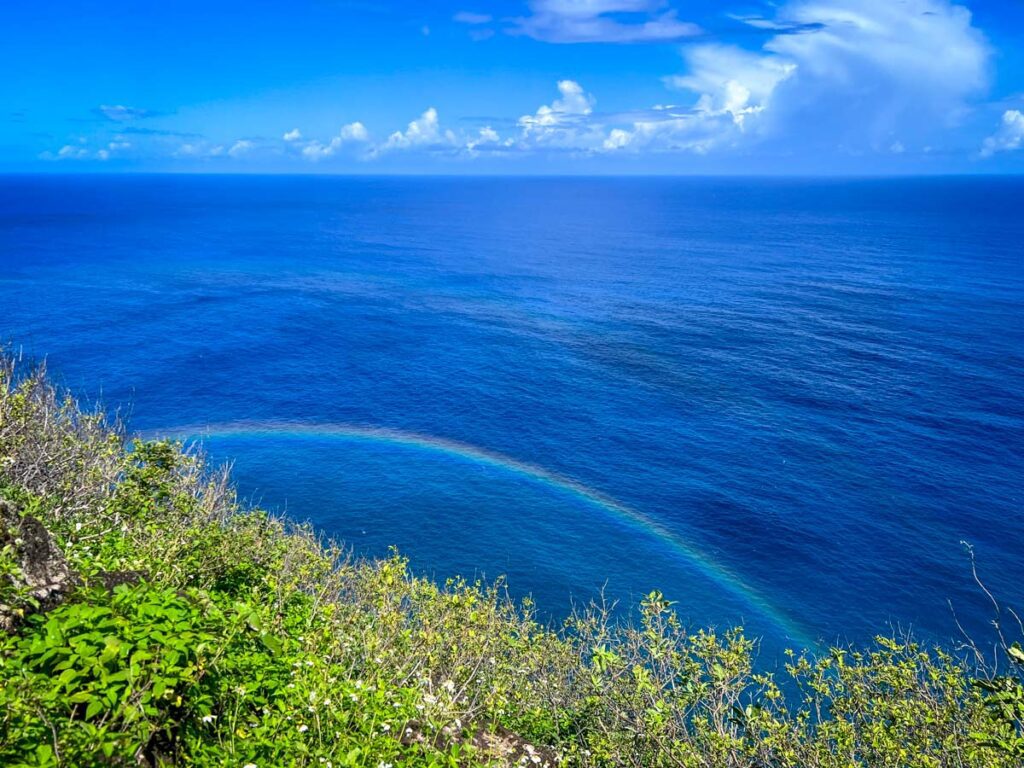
[[155, 421, 814, 648]]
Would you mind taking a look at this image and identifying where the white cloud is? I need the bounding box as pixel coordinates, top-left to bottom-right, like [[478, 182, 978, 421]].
[[453, 11, 492, 24], [667, 45, 796, 128], [43, 139, 129, 161], [57, 145, 88, 159], [514, 0, 700, 43], [465, 126, 506, 155], [519, 80, 594, 131], [381, 108, 456, 151], [283, 128, 302, 141], [340, 122, 369, 142], [173, 143, 225, 158], [980, 110, 1024, 157], [660, 0, 991, 154], [301, 122, 370, 160], [516, 80, 609, 151], [96, 104, 152, 121], [228, 140, 254, 158], [602, 128, 632, 150]]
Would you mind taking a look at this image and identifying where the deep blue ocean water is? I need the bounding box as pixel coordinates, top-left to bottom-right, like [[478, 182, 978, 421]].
[[1, 175, 1022, 652]]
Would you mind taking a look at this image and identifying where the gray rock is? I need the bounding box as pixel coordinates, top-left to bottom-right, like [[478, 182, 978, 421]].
[[0, 498, 75, 631]]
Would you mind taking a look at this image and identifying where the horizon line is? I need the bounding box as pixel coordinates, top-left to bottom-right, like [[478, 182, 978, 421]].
[[3, 170, 1024, 180]]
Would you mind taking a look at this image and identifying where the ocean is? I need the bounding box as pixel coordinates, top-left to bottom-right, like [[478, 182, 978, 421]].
[[2, 174, 1021, 652]]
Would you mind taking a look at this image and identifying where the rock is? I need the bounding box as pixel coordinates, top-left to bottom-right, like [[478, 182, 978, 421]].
[[0, 498, 76, 631], [399, 719, 559, 767]]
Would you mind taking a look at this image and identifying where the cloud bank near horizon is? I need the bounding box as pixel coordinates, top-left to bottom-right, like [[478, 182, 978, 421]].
[[28, 0, 1024, 171]]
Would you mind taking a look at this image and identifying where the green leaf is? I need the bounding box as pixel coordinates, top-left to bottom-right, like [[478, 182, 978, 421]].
[[1008, 644, 1024, 665]]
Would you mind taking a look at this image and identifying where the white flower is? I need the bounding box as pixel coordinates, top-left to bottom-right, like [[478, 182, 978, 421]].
[[243, 764, 257, 768], [379, 763, 393, 768], [201, 714, 216, 724], [297, 724, 309, 733], [381, 723, 391, 733]]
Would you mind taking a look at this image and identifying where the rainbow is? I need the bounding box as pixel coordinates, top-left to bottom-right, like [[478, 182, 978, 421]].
[[153, 421, 813, 648]]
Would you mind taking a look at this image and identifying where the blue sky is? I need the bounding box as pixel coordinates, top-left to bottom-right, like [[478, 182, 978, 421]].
[[3, 0, 1024, 174]]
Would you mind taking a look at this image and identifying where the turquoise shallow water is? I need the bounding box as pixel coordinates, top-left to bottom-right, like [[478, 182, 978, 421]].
[[2, 174, 1022, 651]]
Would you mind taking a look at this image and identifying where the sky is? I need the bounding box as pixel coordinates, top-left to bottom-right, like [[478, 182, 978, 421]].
[[3, 0, 1024, 174]]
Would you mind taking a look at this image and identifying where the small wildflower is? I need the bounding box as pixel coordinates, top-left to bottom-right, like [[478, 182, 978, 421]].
[[201, 715, 216, 724], [297, 724, 309, 733], [381, 723, 391, 733]]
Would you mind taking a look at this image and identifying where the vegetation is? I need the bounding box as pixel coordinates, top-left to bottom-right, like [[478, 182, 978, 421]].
[[1, 352, 1022, 767]]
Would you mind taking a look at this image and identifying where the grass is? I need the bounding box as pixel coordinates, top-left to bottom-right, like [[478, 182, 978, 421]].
[[1, 351, 1022, 767]]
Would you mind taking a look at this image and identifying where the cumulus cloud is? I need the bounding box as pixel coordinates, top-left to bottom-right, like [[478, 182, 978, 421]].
[[301, 122, 370, 160], [667, 45, 796, 128], [42, 138, 128, 161], [655, 0, 991, 155], [502, 1, 992, 160], [518, 80, 596, 137], [513, 0, 701, 43], [980, 110, 1024, 157], [283, 128, 302, 141], [465, 126, 510, 155], [57, 144, 89, 159], [381, 108, 456, 151]]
